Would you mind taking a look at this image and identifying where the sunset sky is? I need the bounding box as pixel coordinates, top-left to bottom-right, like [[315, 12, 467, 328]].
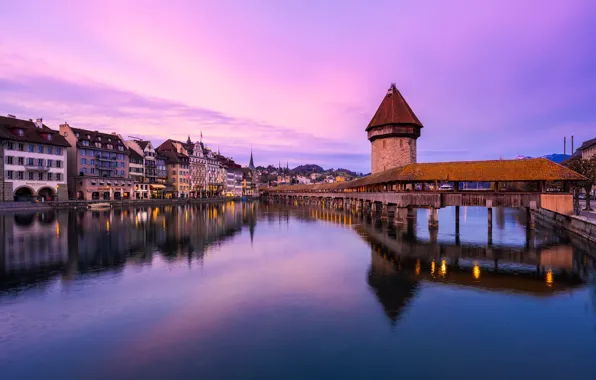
[[1, 0, 595, 173]]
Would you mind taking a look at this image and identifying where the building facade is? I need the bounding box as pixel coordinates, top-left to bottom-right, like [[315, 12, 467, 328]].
[[156, 140, 190, 198], [1, 116, 69, 201], [60, 123, 132, 200], [366, 84, 423, 174]]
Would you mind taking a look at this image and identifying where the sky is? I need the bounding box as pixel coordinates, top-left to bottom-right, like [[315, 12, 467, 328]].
[[1, 0, 595, 173]]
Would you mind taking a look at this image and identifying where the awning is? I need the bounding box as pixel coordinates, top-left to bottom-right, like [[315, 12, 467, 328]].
[[150, 184, 166, 189]]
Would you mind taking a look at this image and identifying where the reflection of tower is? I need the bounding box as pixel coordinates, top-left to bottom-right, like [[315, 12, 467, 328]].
[[367, 248, 419, 325]]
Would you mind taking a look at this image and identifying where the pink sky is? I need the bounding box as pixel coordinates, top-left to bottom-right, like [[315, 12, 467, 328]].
[[1, 0, 595, 172]]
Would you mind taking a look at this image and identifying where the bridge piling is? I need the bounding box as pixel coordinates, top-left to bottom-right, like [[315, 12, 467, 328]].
[[428, 207, 439, 228]]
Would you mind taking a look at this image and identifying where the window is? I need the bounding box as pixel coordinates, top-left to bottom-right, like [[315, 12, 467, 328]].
[[95, 142, 101, 148], [18, 157, 24, 165], [27, 158, 34, 166], [173, 170, 177, 175], [47, 146, 53, 154], [38, 159, 44, 166], [6, 142, 13, 150], [82, 140, 90, 146], [38, 172, 43, 181], [47, 173, 53, 181], [17, 171, 24, 180], [16, 129, 24, 136], [6, 170, 12, 179], [86, 134, 90, 139], [47, 159, 53, 167], [118, 146, 124, 151], [56, 161, 62, 168], [82, 167, 87, 174], [97, 136, 101, 141], [56, 173, 62, 181], [46, 134, 53, 141], [18, 143, 24, 151], [120, 170, 125, 176], [117, 154, 124, 160], [63, 132, 68, 137], [56, 147, 62, 155], [106, 144, 113, 149], [38, 145, 43, 153], [6, 156, 13, 165], [90, 168, 95, 174], [28, 144, 34, 152], [28, 172, 34, 180], [81, 158, 87, 165], [119, 162, 124, 168], [90, 159, 95, 165]]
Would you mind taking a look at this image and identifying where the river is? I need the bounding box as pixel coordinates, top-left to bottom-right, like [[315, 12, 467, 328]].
[[1, 202, 596, 379]]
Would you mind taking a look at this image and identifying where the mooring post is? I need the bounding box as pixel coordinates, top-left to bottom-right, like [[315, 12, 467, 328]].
[[526, 207, 535, 230], [381, 203, 388, 220], [455, 205, 460, 236], [428, 207, 439, 228]]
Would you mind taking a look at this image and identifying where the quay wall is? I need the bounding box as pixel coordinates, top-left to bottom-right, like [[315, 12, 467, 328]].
[[534, 208, 596, 244]]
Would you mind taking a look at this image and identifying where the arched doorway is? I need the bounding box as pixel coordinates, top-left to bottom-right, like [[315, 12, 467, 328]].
[[14, 186, 34, 202], [38, 187, 56, 201]]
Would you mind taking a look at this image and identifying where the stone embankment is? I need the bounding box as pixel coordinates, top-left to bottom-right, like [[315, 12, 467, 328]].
[[534, 208, 596, 244]]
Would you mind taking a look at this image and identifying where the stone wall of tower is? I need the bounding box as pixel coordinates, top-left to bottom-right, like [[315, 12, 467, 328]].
[[371, 137, 416, 173]]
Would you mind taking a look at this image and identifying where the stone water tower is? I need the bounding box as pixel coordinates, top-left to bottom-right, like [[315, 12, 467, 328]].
[[366, 84, 423, 174]]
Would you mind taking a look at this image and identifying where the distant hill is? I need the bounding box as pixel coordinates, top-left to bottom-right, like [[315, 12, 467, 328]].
[[290, 164, 325, 174], [517, 154, 569, 164]]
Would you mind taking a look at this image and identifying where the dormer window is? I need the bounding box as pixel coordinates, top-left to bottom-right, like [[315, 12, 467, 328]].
[[75, 132, 79, 137], [95, 142, 101, 148], [82, 140, 90, 146], [15, 129, 24, 136], [97, 136, 101, 141], [86, 134, 90, 139]]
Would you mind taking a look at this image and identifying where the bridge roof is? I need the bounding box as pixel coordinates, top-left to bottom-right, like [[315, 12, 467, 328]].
[[366, 84, 423, 131], [265, 158, 586, 192]]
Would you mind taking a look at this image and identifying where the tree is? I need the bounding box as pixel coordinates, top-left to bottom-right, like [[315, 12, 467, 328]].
[[563, 155, 596, 211]]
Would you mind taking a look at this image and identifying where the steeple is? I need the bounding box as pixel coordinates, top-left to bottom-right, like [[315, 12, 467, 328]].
[[248, 147, 255, 170], [366, 83, 423, 132], [186, 135, 192, 145]]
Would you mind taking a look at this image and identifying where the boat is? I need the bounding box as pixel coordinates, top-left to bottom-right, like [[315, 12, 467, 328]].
[[88, 202, 112, 210]]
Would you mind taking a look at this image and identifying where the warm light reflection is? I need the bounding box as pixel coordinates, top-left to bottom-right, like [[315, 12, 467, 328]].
[[440, 259, 447, 277], [431, 260, 436, 276], [106, 220, 111, 232], [546, 268, 553, 287], [55, 222, 60, 237], [473, 263, 481, 280], [415, 259, 421, 275]]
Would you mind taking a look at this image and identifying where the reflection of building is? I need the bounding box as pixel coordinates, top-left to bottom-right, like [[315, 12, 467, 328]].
[[0, 202, 259, 292], [1, 116, 69, 201], [60, 123, 132, 200]]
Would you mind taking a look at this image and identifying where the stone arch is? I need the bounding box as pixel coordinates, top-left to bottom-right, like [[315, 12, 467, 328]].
[[13, 186, 35, 201], [37, 187, 56, 201]]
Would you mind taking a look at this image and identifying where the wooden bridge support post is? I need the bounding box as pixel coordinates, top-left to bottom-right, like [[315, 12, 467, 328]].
[[455, 206, 460, 235], [395, 207, 408, 226], [428, 207, 439, 228], [407, 206, 416, 219], [381, 203, 388, 220], [526, 207, 535, 230]]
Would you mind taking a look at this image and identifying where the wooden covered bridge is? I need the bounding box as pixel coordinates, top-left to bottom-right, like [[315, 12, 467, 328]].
[[261, 158, 586, 229]]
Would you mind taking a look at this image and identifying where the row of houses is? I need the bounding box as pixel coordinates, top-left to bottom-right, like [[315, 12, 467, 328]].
[[0, 115, 258, 201]]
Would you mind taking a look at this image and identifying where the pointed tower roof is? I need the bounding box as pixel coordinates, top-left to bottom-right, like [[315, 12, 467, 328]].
[[248, 148, 255, 170], [366, 84, 423, 131]]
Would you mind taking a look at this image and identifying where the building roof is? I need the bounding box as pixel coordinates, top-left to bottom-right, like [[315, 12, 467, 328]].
[[68, 126, 128, 153], [0, 116, 71, 147], [266, 158, 586, 192], [129, 149, 144, 161], [576, 137, 596, 153], [136, 140, 151, 150], [366, 84, 423, 131]]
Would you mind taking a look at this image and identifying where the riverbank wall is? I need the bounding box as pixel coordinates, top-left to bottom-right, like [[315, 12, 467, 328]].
[[534, 208, 596, 244], [0, 196, 258, 213]]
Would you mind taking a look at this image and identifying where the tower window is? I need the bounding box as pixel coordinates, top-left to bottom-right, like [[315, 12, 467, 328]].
[[383, 140, 386, 148]]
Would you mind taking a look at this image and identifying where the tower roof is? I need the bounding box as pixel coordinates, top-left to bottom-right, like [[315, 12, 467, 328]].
[[366, 84, 423, 131], [248, 148, 255, 170]]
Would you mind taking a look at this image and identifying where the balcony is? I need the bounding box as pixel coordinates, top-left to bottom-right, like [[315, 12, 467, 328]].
[[24, 165, 50, 172], [96, 155, 116, 161]]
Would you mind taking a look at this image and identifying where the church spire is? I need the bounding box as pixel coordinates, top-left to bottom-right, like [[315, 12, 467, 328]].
[[248, 147, 255, 170], [186, 135, 192, 145]]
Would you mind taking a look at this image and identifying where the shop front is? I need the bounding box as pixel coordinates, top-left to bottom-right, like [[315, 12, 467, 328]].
[[150, 183, 166, 199], [76, 177, 135, 201]]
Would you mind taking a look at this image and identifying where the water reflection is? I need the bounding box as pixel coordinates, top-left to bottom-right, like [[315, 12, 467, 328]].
[[0, 202, 257, 294]]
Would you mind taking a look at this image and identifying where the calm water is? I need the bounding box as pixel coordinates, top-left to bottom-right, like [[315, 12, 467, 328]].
[[1, 202, 596, 380]]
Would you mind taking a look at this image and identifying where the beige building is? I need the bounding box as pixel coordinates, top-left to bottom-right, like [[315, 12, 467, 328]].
[[156, 140, 190, 198], [576, 137, 596, 160]]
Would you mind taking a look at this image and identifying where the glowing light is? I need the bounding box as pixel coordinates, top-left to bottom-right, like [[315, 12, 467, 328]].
[[106, 220, 110, 232], [55, 222, 60, 237], [473, 263, 481, 280], [431, 260, 436, 276], [440, 259, 447, 277], [546, 269, 553, 287], [415, 259, 421, 275]]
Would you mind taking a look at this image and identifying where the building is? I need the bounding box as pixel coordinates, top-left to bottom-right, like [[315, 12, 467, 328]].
[[242, 149, 258, 196], [0, 116, 69, 201], [154, 154, 168, 198], [366, 84, 423, 174], [127, 146, 146, 199], [217, 156, 243, 197], [575, 137, 596, 160], [156, 140, 190, 198], [59, 123, 132, 200]]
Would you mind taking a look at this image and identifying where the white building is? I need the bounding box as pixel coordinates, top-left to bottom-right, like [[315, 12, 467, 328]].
[[1, 116, 69, 201], [296, 175, 312, 184]]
